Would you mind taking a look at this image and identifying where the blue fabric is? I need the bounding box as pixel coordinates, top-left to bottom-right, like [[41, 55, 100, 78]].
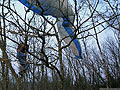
[[18, 0, 42, 14], [17, 52, 26, 64], [62, 17, 82, 59], [18, 0, 74, 17], [18, 0, 82, 59], [18, 0, 57, 17], [62, 17, 70, 27], [24, 63, 29, 70], [17, 50, 29, 70]]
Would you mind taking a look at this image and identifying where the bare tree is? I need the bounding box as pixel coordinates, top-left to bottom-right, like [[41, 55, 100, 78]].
[[0, 0, 120, 90]]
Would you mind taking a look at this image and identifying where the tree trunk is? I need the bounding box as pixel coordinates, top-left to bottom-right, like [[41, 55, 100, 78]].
[[58, 41, 64, 90]]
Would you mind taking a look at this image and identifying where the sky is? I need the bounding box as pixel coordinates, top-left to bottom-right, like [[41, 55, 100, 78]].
[[0, 0, 117, 52], [0, 0, 118, 74], [0, 0, 116, 56]]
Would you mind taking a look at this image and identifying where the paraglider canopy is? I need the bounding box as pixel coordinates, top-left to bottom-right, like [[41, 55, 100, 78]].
[[18, 0, 74, 17], [18, 0, 82, 59]]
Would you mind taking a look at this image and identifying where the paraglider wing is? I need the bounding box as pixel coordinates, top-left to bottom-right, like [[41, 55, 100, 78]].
[[18, 0, 74, 17], [18, 0, 82, 59], [57, 16, 82, 59]]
